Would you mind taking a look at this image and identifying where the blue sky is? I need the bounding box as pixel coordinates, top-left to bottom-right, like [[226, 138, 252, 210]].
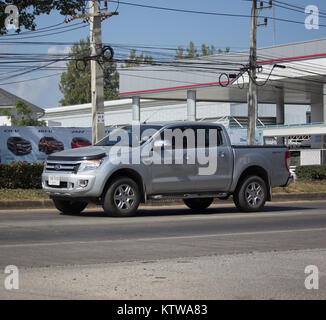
[[1, 0, 325, 108]]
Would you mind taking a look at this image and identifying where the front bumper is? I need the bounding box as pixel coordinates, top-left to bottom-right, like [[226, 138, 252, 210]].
[[42, 172, 100, 198]]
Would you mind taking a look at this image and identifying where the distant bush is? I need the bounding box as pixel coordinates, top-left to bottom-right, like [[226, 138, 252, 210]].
[[0, 162, 44, 189], [296, 165, 326, 181]]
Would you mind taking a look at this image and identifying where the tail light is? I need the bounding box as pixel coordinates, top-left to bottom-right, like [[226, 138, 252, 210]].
[[285, 151, 291, 172]]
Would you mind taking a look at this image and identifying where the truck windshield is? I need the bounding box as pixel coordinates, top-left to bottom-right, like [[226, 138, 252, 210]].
[[95, 125, 163, 147]]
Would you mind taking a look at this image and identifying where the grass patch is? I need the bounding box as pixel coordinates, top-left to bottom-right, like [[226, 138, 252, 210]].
[[0, 180, 326, 201], [0, 189, 49, 200], [273, 180, 326, 194]]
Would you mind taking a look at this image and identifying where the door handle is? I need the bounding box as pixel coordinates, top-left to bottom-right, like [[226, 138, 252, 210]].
[[219, 152, 225, 158]]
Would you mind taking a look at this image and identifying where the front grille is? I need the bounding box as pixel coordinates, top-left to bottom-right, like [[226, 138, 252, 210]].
[[45, 161, 80, 173]]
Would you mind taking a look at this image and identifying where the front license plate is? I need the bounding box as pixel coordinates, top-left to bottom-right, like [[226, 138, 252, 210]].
[[48, 175, 60, 186]]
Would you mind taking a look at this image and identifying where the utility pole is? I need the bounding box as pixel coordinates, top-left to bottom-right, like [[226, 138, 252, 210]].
[[247, 0, 258, 145], [65, 1, 118, 144], [90, 0, 105, 145], [247, 0, 272, 145]]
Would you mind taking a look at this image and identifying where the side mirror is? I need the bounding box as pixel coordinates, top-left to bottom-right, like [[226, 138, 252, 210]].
[[153, 139, 171, 148]]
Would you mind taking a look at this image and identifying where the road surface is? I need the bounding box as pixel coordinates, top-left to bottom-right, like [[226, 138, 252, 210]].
[[0, 201, 325, 299]]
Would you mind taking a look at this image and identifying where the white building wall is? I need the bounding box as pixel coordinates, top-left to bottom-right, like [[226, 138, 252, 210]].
[[42, 99, 311, 131], [300, 149, 321, 165], [230, 103, 276, 117], [42, 100, 232, 127], [0, 116, 11, 126], [285, 105, 310, 125]]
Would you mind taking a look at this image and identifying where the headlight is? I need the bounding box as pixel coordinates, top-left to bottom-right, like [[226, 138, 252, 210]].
[[78, 159, 103, 172]]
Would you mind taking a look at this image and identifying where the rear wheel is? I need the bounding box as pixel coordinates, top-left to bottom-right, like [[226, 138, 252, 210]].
[[53, 198, 88, 214], [183, 198, 213, 210], [233, 176, 267, 212], [102, 177, 141, 217]]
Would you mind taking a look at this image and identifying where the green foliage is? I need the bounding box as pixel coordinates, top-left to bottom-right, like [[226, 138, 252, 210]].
[[175, 46, 185, 59], [201, 44, 216, 57], [186, 41, 197, 58], [2, 99, 46, 126], [296, 165, 326, 181], [0, 1, 85, 35], [59, 38, 119, 106], [175, 41, 230, 59], [121, 49, 153, 68], [0, 162, 44, 189]]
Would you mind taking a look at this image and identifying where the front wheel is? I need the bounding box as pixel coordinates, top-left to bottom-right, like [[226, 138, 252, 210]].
[[183, 198, 214, 210], [233, 176, 267, 212], [102, 177, 141, 217], [53, 199, 88, 214]]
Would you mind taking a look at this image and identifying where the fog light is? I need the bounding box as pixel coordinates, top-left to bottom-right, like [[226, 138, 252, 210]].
[[78, 180, 88, 188]]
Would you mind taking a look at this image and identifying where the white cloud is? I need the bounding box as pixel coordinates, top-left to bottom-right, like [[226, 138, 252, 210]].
[[12, 74, 60, 108], [3, 45, 72, 108], [42, 45, 72, 69]]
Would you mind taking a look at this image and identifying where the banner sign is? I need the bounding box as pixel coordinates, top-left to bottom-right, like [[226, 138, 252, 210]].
[[227, 128, 264, 145], [0, 126, 263, 163], [0, 126, 95, 164]]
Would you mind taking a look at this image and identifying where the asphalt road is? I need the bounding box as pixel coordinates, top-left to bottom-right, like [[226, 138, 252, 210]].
[[0, 201, 326, 299]]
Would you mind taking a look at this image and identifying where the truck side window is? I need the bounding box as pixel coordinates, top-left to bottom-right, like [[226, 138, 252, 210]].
[[193, 127, 223, 148], [162, 127, 193, 150], [205, 128, 223, 148]]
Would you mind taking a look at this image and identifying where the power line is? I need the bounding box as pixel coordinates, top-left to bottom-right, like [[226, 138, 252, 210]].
[[0, 24, 88, 41], [0, 22, 65, 38], [107, 0, 326, 28], [0, 73, 62, 86], [242, 0, 326, 18], [273, 0, 326, 17]]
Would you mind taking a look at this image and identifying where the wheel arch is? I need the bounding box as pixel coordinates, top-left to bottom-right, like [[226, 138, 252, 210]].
[[235, 166, 272, 201], [102, 168, 146, 203]]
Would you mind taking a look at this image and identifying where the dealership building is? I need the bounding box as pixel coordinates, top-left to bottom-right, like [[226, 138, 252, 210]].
[[41, 38, 326, 165]]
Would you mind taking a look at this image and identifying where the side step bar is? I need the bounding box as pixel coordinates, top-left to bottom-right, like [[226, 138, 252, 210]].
[[150, 193, 228, 200]]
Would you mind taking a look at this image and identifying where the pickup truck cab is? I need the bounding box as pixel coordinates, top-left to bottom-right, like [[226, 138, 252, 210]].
[[42, 122, 292, 216]]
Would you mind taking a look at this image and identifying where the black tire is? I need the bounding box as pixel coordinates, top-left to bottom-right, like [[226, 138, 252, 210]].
[[233, 176, 267, 212], [183, 198, 214, 210], [53, 198, 88, 214], [102, 176, 141, 217]]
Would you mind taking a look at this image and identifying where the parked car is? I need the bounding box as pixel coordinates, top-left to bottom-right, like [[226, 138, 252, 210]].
[[7, 137, 32, 156], [39, 136, 64, 154], [42, 122, 293, 217], [71, 137, 92, 149]]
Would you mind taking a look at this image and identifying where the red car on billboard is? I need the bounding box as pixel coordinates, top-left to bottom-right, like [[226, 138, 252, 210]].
[[71, 137, 92, 149], [39, 136, 64, 154]]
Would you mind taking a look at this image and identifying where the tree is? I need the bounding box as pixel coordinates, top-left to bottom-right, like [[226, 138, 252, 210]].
[[0, 0, 85, 35], [175, 46, 185, 59], [201, 44, 216, 56], [59, 38, 119, 106], [2, 99, 46, 126], [175, 41, 230, 59], [121, 49, 153, 68], [186, 41, 197, 58]]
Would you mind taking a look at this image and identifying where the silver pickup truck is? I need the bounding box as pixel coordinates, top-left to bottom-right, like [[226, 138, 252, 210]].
[[42, 122, 293, 216]]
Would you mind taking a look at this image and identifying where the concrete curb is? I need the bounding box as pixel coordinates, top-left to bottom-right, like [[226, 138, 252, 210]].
[[0, 193, 325, 210]]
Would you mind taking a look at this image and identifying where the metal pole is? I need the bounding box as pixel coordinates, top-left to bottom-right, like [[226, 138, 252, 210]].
[[247, 0, 258, 145], [187, 90, 196, 121], [90, 0, 105, 145], [132, 96, 140, 122]]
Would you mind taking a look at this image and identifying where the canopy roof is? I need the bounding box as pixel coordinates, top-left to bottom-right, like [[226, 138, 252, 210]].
[[119, 38, 326, 105]]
